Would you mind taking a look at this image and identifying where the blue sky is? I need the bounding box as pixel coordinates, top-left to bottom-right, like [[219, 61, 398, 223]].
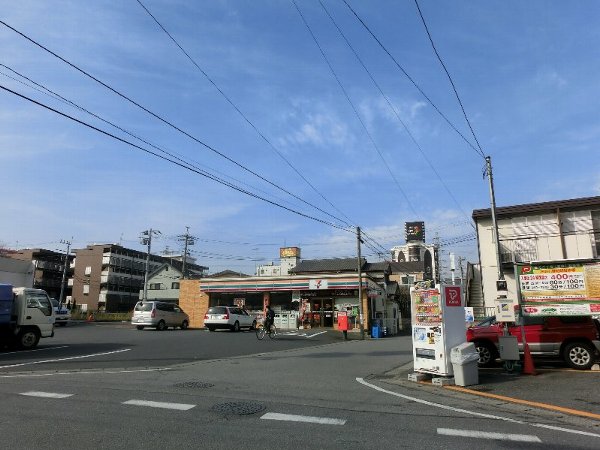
[[1, 1, 599, 275]]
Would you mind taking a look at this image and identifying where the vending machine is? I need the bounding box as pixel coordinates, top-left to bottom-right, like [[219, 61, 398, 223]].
[[411, 283, 465, 376]]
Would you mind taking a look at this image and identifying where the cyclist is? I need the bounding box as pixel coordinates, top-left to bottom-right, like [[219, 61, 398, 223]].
[[264, 304, 275, 334]]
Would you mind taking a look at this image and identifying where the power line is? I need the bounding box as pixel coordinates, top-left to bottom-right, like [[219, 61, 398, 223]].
[[0, 63, 326, 217], [135, 0, 355, 228], [0, 83, 354, 233], [340, 0, 485, 159], [319, 0, 474, 225], [292, 0, 419, 218], [414, 0, 486, 159], [0, 19, 352, 228]]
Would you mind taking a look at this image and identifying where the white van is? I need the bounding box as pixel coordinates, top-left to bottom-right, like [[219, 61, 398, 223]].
[[131, 301, 189, 331]]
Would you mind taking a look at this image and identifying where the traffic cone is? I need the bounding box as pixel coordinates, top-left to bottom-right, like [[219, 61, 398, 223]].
[[522, 342, 537, 375], [86, 313, 94, 322]]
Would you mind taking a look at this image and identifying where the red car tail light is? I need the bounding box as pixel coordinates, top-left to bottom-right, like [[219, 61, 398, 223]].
[[222, 314, 229, 319], [204, 313, 209, 319], [151, 309, 156, 318]]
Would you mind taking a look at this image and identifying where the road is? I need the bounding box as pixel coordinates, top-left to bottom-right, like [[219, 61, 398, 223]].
[[0, 323, 599, 449]]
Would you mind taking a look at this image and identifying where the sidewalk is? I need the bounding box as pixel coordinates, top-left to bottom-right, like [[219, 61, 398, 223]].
[[397, 359, 600, 420]]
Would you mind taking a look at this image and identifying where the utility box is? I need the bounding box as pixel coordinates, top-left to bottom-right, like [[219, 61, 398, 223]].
[[498, 335, 519, 360], [450, 342, 479, 386]]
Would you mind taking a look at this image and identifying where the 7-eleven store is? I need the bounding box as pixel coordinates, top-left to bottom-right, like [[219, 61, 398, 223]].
[[179, 274, 386, 332]]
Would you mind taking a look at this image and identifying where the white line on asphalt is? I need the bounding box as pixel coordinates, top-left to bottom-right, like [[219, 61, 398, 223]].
[[0, 367, 172, 378], [123, 400, 195, 411], [0, 345, 69, 355], [356, 377, 600, 439], [20, 391, 74, 399], [261, 412, 346, 425], [306, 331, 327, 338], [437, 428, 541, 443], [0, 348, 131, 369]]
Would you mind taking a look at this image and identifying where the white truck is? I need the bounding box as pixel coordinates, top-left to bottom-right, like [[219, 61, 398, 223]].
[[0, 283, 55, 349]]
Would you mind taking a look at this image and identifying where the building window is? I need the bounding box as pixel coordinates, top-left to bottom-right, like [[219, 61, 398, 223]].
[[149, 283, 162, 290], [171, 282, 180, 289], [592, 210, 600, 257], [84, 266, 92, 276], [83, 285, 90, 295]]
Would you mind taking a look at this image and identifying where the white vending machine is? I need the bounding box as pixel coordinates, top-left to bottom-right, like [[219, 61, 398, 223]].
[[411, 283, 465, 376]]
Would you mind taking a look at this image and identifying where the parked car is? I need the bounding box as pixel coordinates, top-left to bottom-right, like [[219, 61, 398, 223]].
[[203, 306, 256, 332], [466, 315, 600, 370], [131, 301, 189, 331], [51, 298, 71, 327]]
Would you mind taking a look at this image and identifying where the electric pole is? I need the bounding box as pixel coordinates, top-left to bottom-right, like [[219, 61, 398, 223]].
[[58, 238, 72, 306], [177, 227, 196, 279], [485, 156, 504, 281], [140, 229, 161, 302], [356, 226, 365, 340]]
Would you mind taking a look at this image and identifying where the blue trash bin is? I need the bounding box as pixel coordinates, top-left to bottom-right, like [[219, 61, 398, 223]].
[[371, 325, 381, 338]]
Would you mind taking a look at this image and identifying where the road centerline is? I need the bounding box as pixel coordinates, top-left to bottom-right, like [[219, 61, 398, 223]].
[[123, 400, 196, 411], [261, 412, 346, 425], [20, 391, 73, 399], [437, 428, 541, 442]]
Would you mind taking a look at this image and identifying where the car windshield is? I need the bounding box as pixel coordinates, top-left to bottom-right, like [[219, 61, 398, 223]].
[[51, 299, 59, 307], [207, 306, 227, 314], [476, 316, 496, 327], [135, 302, 154, 312]]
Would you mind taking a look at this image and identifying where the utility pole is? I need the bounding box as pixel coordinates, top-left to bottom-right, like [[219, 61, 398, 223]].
[[484, 156, 504, 281], [449, 252, 456, 285], [434, 233, 441, 284], [58, 238, 72, 306], [356, 227, 365, 340], [140, 229, 161, 302], [178, 227, 195, 279]]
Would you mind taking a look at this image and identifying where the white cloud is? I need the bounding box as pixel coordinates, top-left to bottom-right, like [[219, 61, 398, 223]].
[[535, 69, 567, 88]]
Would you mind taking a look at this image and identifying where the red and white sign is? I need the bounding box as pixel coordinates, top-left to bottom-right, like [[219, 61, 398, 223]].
[[444, 286, 462, 307]]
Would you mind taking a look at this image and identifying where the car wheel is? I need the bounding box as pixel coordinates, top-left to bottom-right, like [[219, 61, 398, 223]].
[[475, 341, 497, 367], [207, 326, 215, 332], [181, 320, 189, 330], [136, 325, 144, 330], [18, 329, 40, 349], [564, 342, 595, 370], [231, 321, 240, 332], [156, 320, 166, 331]]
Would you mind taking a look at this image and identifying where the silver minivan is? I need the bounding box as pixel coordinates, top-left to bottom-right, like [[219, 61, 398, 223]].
[[131, 301, 189, 331]]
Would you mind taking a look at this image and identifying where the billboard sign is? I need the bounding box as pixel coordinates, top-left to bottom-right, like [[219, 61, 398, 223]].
[[405, 221, 425, 242], [517, 261, 600, 316]]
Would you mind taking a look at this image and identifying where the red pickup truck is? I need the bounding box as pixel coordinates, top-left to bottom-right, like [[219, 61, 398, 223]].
[[466, 315, 600, 370]]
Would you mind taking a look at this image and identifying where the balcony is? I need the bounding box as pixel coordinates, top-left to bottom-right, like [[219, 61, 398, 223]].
[[499, 239, 538, 265]]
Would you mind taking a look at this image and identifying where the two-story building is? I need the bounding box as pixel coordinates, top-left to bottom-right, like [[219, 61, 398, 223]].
[[472, 195, 600, 310]]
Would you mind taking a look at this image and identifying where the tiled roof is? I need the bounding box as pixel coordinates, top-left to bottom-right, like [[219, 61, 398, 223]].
[[363, 261, 425, 273], [290, 257, 366, 274], [209, 270, 251, 278]]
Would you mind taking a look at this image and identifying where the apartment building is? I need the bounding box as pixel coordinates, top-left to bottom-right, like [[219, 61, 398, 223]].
[[70, 244, 164, 312], [11, 248, 74, 300], [472, 195, 600, 309]]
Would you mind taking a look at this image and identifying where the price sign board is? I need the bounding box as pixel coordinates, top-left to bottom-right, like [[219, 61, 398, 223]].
[[517, 262, 600, 316]]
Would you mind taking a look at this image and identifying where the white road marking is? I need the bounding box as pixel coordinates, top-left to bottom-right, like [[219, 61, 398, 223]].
[[123, 400, 195, 411], [0, 367, 171, 378], [261, 412, 346, 425], [20, 391, 73, 399], [437, 428, 541, 443], [0, 348, 131, 369], [306, 331, 327, 338], [1, 345, 69, 355], [356, 377, 600, 439]]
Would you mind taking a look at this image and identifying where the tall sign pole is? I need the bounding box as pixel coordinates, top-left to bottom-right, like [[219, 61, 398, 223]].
[[356, 226, 365, 340]]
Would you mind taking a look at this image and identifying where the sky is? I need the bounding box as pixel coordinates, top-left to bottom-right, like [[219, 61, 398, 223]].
[[1, 0, 599, 276]]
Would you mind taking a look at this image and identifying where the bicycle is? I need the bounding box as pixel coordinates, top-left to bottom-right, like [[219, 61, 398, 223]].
[[255, 322, 277, 340]]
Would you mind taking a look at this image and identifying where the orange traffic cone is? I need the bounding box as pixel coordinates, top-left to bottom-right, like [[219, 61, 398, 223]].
[[522, 342, 537, 375], [86, 313, 95, 322]]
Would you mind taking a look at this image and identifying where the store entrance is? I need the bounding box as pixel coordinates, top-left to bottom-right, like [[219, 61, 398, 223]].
[[309, 298, 334, 328]]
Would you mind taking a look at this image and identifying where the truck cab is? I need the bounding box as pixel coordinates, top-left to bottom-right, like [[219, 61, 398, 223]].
[[1, 285, 55, 349]]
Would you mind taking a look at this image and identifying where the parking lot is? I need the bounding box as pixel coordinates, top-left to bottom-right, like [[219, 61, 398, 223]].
[[0, 321, 343, 373]]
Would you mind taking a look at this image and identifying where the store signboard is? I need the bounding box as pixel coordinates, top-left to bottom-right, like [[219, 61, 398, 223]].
[[517, 261, 600, 316], [495, 298, 516, 322], [405, 221, 425, 242], [309, 279, 329, 290]]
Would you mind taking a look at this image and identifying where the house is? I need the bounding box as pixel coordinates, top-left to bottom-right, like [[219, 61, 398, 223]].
[[139, 259, 209, 303], [472, 195, 600, 311]]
